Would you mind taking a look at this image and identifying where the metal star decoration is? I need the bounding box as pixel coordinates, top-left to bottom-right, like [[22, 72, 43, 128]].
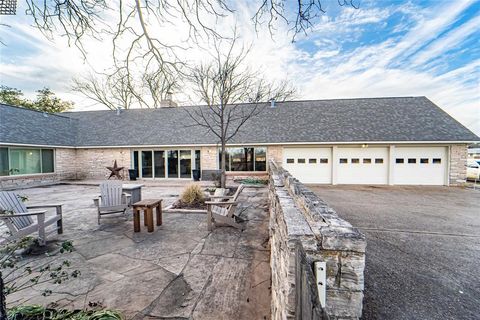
[[106, 160, 124, 179]]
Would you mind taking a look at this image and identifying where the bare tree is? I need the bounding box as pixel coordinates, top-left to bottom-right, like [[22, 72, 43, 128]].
[[185, 35, 295, 188], [253, 0, 359, 40], [14, 1, 358, 82], [72, 67, 177, 109]]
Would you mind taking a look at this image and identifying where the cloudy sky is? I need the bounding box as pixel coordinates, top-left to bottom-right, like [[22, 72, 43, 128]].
[[0, 0, 479, 135]]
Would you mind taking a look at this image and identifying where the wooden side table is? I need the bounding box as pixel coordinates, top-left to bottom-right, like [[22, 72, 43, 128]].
[[132, 199, 163, 233]]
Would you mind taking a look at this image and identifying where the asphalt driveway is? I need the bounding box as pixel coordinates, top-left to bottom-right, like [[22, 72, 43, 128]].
[[309, 185, 480, 320]]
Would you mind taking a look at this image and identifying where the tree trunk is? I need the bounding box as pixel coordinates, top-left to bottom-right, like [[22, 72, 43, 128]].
[[0, 272, 6, 319], [220, 140, 227, 188]]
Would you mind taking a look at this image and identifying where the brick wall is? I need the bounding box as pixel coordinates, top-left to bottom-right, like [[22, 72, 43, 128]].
[[269, 160, 365, 319], [449, 144, 468, 185], [75, 148, 131, 179], [267, 145, 283, 164]]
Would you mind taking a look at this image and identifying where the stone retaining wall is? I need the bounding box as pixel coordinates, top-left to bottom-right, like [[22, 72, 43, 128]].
[[269, 160, 366, 320]]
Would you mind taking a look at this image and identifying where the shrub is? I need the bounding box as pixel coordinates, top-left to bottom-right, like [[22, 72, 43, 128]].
[[180, 184, 205, 205], [240, 177, 268, 185]]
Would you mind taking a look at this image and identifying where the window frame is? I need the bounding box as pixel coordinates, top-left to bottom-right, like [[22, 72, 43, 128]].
[[3, 147, 55, 176], [219, 147, 268, 172]]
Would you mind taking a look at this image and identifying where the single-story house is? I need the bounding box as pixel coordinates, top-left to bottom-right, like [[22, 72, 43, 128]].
[[1, 96, 478, 189]]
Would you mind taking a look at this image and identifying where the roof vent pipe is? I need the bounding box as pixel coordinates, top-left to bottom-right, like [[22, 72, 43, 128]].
[[270, 98, 276, 108], [116, 107, 121, 115]]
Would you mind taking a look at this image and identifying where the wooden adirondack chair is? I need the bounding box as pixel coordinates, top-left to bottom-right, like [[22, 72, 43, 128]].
[[205, 184, 245, 231], [0, 192, 63, 246], [93, 181, 131, 224]]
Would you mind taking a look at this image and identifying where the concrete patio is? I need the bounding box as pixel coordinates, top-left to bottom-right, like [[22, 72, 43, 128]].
[[3, 184, 271, 320]]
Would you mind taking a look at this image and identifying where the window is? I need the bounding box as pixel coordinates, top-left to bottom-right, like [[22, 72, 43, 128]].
[[408, 158, 416, 164], [375, 158, 384, 164], [286, 158, 294, 164], [167, 150, 179, 177], [195, 150, 201, 172], [41, 149, 54, 173], [297, 158, 306, 164], [141, 151, 153, 178], [420, 158, 429, 164], [154, 151, 165, 178], [179, 150, 192, 178], [396, 158, 404, 164], [363, 158, 372, 164], [309, 158, 317, 164], [432, 158, 442, 164], [320, 158, 328, 164], [6, 148, 54, 175], [339, 158, 348, 164], [219, 147, 267, 172], [351, 158, 360, 164], [255, 148, 267, 171], [0, 148, 8, 176]]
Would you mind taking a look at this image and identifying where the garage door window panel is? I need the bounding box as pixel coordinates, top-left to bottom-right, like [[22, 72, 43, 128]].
[[309, 159, 317, 164], [286, 158, 294, 164], [298, 158, 306, 164], [432, 158, 442, 164], [320, 158, 328, 164], [351, 158, 360, 164], [363, 158, 372, 164], [339, 158, 348, 164], [408, 158, 416, 164], [420, 158, 429, 164], [396, 158, 404, 164], [375, 158, 384, 164]]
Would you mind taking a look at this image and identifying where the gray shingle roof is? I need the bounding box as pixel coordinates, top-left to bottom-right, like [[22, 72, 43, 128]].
[[0, 104, 77, 146], [1, 97, 478, 147]]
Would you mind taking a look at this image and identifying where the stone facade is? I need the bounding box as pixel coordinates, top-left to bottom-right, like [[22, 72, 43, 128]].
[[449, 144, 468, 185], [75, 148, 131, 180], [267, 145, 283, 164], [269, 160, 365, 320], [0, 148, 77, 190]]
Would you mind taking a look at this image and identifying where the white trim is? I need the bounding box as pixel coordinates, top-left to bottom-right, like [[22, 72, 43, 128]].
[[0, 142, 75, 148], [1, 141, 475, 150], [70, 141, 476, 149]]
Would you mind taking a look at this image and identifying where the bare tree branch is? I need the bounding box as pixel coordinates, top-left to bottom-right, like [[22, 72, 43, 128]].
[[184, 32, 296, 187]]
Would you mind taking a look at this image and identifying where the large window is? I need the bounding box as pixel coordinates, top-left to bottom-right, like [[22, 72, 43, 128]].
[[219, 147, 267, 172], [1, 148, 55, 176]]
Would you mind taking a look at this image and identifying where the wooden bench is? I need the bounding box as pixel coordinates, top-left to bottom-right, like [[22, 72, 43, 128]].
[[132, 199, 162, 233]]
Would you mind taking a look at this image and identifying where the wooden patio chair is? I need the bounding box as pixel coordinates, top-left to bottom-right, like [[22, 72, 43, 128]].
[[0, 192, 63, 246], [205, 184, 245, 231], [93, 181, 131, 224]]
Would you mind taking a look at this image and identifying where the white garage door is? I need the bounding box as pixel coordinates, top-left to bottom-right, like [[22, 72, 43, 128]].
[[283, 148, 332, 184], [393, 147, 447, 185], [336, 147, 389, 184]]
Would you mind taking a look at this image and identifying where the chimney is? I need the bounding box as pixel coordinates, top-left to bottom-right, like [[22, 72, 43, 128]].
[[160, 92, 178, 108], [116, 107, 122, 115], [270, 98, 276, 108]]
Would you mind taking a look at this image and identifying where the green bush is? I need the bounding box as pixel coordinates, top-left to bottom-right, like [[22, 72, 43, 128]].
[[240, 178, 268, 185], [7, 306, 124, 320], [180, 184, 205, 205]]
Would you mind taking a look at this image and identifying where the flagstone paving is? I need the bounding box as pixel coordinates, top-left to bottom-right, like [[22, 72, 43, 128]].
[[3, 184, 271, 320]]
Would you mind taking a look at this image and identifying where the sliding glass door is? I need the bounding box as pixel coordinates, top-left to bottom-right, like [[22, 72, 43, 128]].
[[179, 150, 192, 178], [135, 149, 198, 179], [141, 151, 153, 178], [167, 150, 179, 178], [154, 151, 165, 178]]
